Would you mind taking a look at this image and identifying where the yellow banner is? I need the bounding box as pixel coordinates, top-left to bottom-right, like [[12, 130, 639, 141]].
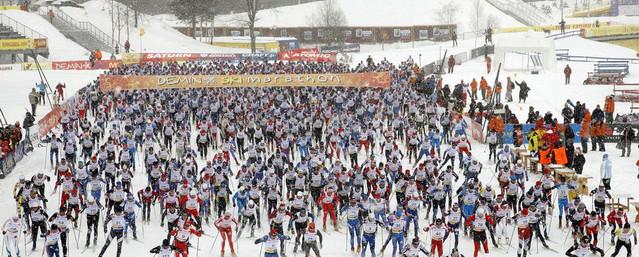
[[121, 53, 141, 65], [496, 23, 606, 34], [0, 38, 34, 50], [0, 5, 19, 10], [584, 25, 639, 37], [99, 72, 392, 91], [21, 62, 52, 71]]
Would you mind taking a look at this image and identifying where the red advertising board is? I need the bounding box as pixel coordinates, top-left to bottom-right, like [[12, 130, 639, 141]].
[[38, 106, 62, 137], [278, 48, 336, 62]]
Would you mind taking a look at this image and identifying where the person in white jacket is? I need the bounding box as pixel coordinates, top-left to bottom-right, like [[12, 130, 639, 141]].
[[600, 153, 613, 190]]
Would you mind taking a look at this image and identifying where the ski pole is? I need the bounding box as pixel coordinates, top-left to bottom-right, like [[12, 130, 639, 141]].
[[71, 225, 80, 249], [196, 237, 200, 257], [257, 241, 263, 257], [209, 231, 220, 252], [505, 225, 516, 254]]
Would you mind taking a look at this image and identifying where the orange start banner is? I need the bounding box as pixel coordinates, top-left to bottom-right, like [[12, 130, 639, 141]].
[[99, 72, 391, 91]]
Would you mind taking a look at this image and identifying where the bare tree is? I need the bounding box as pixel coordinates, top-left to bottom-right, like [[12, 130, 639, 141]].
[[437, 1, 459, 27], [308, 0, 347, 45], [244, 0, 261, 53], [470, 0, 485, 35]]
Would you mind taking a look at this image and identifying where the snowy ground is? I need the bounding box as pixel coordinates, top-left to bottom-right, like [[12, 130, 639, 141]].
[[1, 25, 639, 257]]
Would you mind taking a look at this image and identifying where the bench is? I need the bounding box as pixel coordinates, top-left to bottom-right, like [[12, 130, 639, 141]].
[[594, 61, 630, 76], [632, 202, 639, 223], [584, 72, 624, 85], [606, 194, 634, 212]]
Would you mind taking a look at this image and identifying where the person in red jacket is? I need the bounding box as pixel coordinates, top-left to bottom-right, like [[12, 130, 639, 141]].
[[514, 208, 532, 257], [179, 190, 203, 229], [583, 211, 605, 245], [607, 208, 628, 240], [317, 187, 340, 232], [465, 208, 495, 257], [137, 186, 158, 222], [170, 221, 201, 257], [214, 212, 238, 257]]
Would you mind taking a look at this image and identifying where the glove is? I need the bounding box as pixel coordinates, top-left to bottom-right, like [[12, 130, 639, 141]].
[[160, 222, 164, 227], [23, 230, 27, 234], [2, 231, 5, 235], [233, 203, 236, 208], [254, 239, 260, 244]]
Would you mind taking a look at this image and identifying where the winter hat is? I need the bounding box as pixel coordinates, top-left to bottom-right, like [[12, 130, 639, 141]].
[[603, 153, 608, 159]]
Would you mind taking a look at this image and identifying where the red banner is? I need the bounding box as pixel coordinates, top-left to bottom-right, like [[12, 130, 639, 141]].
[[278, 49, 336, 62], [38, 106, 62, 137], [52, 60, 122, 70], [466, 117, 484, 143], [121, 53, 241, 65]]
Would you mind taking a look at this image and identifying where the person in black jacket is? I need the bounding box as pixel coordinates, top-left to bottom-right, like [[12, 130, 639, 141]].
[[566, 235, 603, 257], [573, 147, 586, 174], [592, 105, 605, 122], [619, 126, 635, 157], [23, 111, 35, 140], [516, 80, 530, 103], [149, 239, 182, 256]]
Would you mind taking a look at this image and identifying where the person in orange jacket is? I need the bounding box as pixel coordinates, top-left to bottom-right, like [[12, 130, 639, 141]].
[[580, 109, 592, 153], [488, 115, 505, 146], [485, 87, 493, 103], [470, 78, 478, 100], [485, 56, 492, 74], [479, 77, 488, 100], [604, 95, 615, 123], [95, 49, 103, 60], [591, 120, 607, 151]]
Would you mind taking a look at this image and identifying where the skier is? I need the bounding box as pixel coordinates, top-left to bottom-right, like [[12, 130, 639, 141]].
[[121, 194, 141, 240], [302, 222, 323, 257], [565, 235, 604, 257], [317, 187, 340, 232], [361, 215, 382, 257], [98, 208, 127, 257], [44, 224, 61, 257], [400, 237, 429, 257], [254, 229, 291, 257], [464, 208, 495, 257], [341, 198, 366, 252], [607, 208, 629, 242], [48, 207, 75, 257], [610, 223, 637, 257], [380, 210, 408, 257], [29, 205, 49, 250], [237, 200, 259, 239], [2, 216, 27, 257], [81, 197, 102, 247], [423, 218, 449, 257], [169, 221, 202, 257], [149, 239, 183, 257], [514, 208, 532, 257], [214, 211, 238, 257]]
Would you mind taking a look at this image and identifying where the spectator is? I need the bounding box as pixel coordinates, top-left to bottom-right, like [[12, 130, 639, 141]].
[[494, 81, 502, 105], [485, 56, 492, 74], [23, 112, 34, 139], [470, 78, 478, 100], [451, 31, 458, 47], [28, 88, 38, 116], [573, 147, 585, 174], [479, 76, 488, 100], [619, 126, 635, 157], [559, 19, 566, 34], [600, 153, 612, 190], [505, 77, 514, 102], [604, 95, 615, 123], [36, 81, 46, 105], [515, 80, 530, 103], [124, 40, 131, 53], [580, 109, 591, 153], [447, 55, 456, 73], [564, 64, 572, 85], [55, 83, 66, 102]]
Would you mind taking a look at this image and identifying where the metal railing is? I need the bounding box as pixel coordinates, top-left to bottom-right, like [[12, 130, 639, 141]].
[[485, 0, 553, 26], [40, 7, 113, 50], [0, 13, 47, 39]]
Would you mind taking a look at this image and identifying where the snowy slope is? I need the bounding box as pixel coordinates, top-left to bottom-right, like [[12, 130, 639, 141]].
[[0, 10, 90, 60], [1, 34, 639, 257], [163, 0, 524, 32], [59, 0, 247, 53], [0, 70, 102, 124]]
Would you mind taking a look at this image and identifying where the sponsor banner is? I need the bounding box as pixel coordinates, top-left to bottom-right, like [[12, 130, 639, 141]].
[[34, 38, 48, 49], [38, 106, 62, 138], [614, 93, 639, 102], [0, 38, 34, 50], [0, 64, 19, 71], [99, 72, 391, 91], [52, 60, 122, 70], [278, 49, 336, 62], [501, 123, 582, 144], [239, 52, 278, 61], [122, 53, 241, 65], [21, 62, 52, 71], [0, 5, 19, 10], [466, 117, 484, 143], [320, 44, 361, 53]]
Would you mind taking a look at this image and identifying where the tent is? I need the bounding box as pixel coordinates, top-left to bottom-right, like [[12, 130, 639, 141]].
[[493, 31, 557, 72]]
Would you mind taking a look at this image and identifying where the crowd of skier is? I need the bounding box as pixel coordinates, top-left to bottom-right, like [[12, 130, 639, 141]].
[[3, 56, 638, 257]]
